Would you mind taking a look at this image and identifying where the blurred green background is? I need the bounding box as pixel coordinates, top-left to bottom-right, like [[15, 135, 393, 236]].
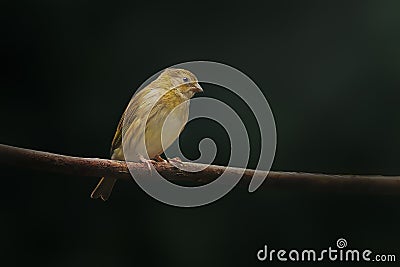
[[1, 1, 400, 266]]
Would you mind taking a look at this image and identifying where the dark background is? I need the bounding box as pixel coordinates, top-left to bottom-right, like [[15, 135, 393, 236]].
[[1, 1, 400, 266]]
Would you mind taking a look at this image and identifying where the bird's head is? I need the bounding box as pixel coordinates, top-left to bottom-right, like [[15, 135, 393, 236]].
[[157, 68, 203, 99]]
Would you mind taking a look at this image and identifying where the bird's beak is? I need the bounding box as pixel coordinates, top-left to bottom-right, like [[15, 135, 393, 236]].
[[191, 83, 203, 93]]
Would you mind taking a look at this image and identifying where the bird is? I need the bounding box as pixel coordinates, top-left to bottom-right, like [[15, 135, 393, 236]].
[[91, 68, 203, 201]]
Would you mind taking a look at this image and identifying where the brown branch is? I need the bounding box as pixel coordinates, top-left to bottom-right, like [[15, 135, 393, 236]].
[[1, 144, 400, 195]]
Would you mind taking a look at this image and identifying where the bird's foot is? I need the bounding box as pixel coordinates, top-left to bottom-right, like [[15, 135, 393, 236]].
[[153, 155, 166, 162], [168, 157, 184, 167], [139, 155, 156, 173]]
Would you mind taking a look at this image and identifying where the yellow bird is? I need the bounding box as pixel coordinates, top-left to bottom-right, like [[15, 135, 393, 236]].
[[91, 68, 203, 201]]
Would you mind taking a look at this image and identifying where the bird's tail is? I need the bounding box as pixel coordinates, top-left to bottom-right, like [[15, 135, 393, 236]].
[[90, 177, 116, 201]]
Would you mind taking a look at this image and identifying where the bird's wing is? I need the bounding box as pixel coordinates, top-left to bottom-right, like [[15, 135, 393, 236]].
[[110, 87, 165, 157], [109, 111, 124, 157]]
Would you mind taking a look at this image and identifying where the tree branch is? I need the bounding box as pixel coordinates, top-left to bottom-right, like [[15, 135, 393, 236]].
[[1, 144, 400, 195]]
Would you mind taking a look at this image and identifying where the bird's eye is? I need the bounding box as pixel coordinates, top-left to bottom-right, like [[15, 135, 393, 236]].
[[182, 77, 189, 83]]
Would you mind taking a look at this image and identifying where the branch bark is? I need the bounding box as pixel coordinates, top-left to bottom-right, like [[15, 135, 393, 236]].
[[1, 144, 400, 195]]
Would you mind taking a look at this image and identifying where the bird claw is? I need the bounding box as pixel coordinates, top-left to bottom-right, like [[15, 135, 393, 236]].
[[154, 155, 166, 162], [168, 157, 184, 167], [139, 155, 156, 173]]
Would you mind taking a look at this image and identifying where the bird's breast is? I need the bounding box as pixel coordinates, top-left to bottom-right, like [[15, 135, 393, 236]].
[[145, 102, 189, 157]]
